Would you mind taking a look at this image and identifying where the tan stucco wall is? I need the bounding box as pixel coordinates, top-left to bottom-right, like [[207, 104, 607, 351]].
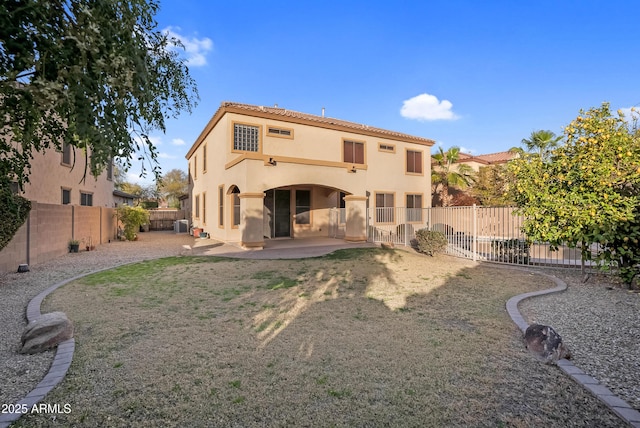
[[19, 146, 114, 206], [188, 110, 431, 243]]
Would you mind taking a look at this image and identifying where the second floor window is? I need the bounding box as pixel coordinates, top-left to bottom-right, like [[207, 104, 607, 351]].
[[203, 144, 207, 173], [344, 140, 364, 164], [62, 143, 72, 165], [406, 150, 423, 174], [234, 124, 260, 152]]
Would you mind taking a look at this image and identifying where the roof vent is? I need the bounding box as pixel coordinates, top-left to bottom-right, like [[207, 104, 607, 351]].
[[322, 107, 325, 118]]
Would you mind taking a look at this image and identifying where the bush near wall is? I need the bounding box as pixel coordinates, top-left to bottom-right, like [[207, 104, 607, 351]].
[[0, 187, 31, 251], [116, 206, 150, 241]]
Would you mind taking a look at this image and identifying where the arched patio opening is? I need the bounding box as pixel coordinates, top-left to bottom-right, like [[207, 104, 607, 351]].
[[262, 184, 351, 240]]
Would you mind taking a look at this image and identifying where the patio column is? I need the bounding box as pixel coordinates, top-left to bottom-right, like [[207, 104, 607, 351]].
[[344, 195, 367, 242], [239, 192, 265, 249]]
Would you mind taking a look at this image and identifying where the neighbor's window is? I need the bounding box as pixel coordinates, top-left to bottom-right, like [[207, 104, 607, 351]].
[[61, 143, 72, 166], [194, 155, 197, 179], [375, 192, 394, 223], [406, 194, 423, 222], [406, 150, 423, 174], [295, 190, 311, 225], [195, 195, 200, 219], [106, 159, 113, 181], [80, 192, 93, 206], [218, 185, 224, 227], [62, 188, 71, 205], [234, 123, 260, 152], [343, 140, 365, 164]]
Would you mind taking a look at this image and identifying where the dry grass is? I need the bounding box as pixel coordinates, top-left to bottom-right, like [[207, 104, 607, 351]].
[[18, 248, 622, 427]]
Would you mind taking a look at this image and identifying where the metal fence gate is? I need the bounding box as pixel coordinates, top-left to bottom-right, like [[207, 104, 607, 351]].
[[367, 205, 588, 268]]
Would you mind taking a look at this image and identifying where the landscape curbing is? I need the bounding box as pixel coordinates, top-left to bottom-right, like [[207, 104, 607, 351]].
[[506, 268, 640, 428], [0, 267, 128, 428]]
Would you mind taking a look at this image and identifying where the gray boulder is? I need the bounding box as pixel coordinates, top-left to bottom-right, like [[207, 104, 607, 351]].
[[20, 312, 74, 354], [524, 323, 571, 364]]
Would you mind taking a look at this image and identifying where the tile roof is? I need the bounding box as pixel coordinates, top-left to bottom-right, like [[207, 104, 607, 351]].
[[436, 150, 517, 165], [187, 102, 434, 157], [221, 102, 435, 144], [472, 151, 518, 164]]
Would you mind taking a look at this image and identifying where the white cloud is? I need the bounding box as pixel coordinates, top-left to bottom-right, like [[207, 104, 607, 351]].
[[171, 138, 186, 146], [400, 93, 459, 121], [158, 152, 177, 160], [126, 172, 153, 186], [164, 27, 213, 67]]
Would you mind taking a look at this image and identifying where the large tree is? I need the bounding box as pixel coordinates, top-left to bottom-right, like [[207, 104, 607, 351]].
[[159, 168, 188, 208], [470, 165, 515, 206], [512, 129, 563, 160], [509, 103, 640, 286], [0, 0, 198, 191], [431, 146, 475, 207]]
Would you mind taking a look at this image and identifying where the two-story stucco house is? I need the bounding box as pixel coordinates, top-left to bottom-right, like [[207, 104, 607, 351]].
[[186, 102, 434, 248]]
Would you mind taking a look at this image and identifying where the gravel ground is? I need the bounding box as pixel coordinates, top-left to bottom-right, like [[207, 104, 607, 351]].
[[0, 231, 195, 406], [520, 270, 640, 411], [1, 232, 639, 420]]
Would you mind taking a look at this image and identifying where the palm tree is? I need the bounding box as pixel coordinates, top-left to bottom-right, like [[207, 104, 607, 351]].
[[515, 130, 563, 160], [431, 146, 475, 207]]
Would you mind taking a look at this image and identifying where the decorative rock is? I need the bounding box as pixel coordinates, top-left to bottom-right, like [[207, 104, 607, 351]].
[[524, 323, 571, 364], [20, 312, 74, 354], [381, 242, 395, 250], [17, 264, 29, 273]]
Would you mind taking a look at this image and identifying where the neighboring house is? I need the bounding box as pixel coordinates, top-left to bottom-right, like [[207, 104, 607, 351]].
[[17, 142, 115, 206], [430, 150, 519, 207], [113, 189, 139, 207], [444, 150, 518, 172], [186, 102, 434, 248]]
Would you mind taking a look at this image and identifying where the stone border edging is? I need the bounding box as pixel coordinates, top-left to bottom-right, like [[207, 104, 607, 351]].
[[0, 268, 123, 428], [505, 268, 640, 428]]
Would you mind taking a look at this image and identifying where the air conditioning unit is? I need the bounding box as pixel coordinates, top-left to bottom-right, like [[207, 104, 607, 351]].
[[174, 219, 189, 233]]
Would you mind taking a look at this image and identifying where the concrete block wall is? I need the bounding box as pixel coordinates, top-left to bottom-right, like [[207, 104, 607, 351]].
[[30, 204, 73, 265], [0, 203, 116, 273]]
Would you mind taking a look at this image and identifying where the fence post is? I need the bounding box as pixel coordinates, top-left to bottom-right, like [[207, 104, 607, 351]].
[[472, 204, 477, 262]]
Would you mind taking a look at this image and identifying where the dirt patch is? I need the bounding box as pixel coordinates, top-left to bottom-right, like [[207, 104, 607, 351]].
[[19, 249, 623, 427]]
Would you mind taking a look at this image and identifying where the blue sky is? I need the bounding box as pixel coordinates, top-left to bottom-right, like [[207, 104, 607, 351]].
[[131, 0, 640, 183]]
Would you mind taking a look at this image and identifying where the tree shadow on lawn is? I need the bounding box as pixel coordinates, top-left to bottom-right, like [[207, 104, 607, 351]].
[[25, 249, 623, 427]]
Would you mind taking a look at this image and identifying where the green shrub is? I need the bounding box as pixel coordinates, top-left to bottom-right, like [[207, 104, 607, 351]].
[[116, 206, 150, 241], [413, 228, 448, 256], [0, 184, 31, 250]]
